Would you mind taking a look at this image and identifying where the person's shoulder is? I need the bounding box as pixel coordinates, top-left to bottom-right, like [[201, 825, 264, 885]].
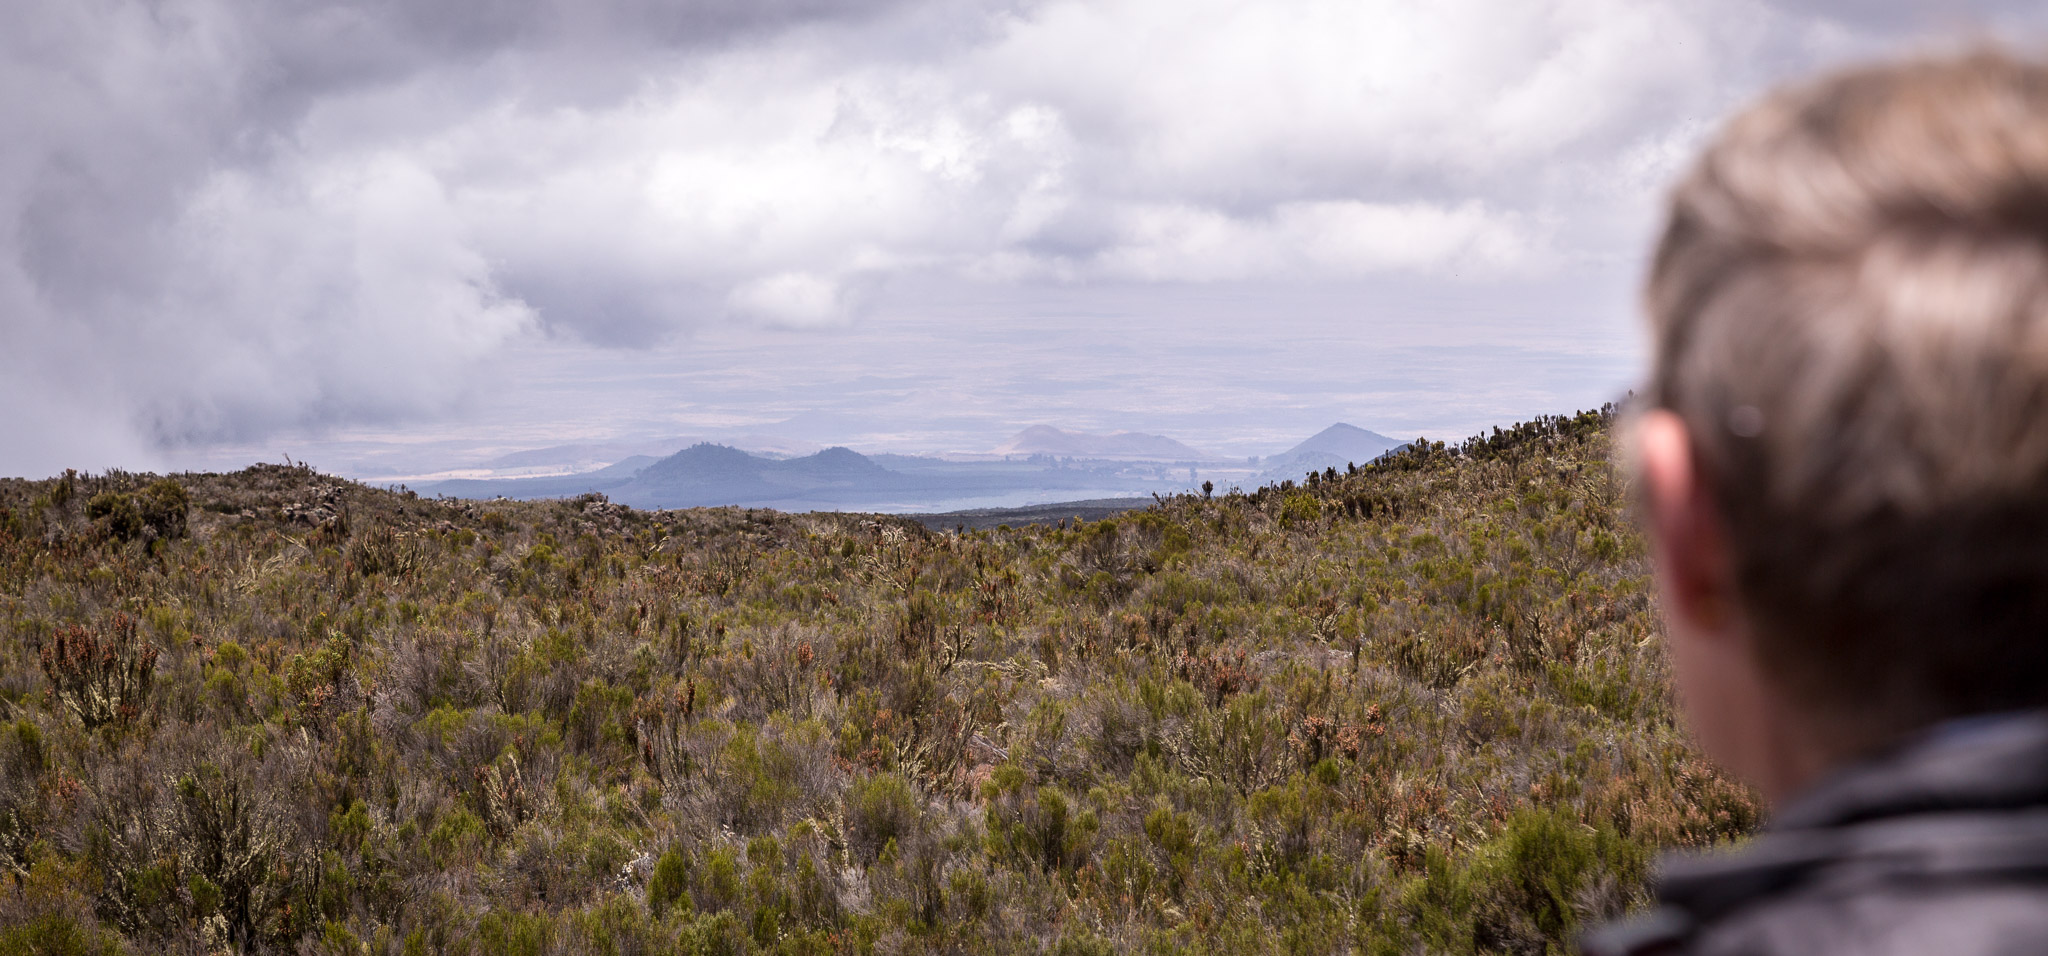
[[1584, 715, 2048, 956], [1687, 878, 2048, 956], [1583, 871, 2048, 956], [1582, 809, 2048, 956]]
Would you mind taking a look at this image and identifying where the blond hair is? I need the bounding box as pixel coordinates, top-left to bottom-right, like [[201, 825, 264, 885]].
[[1647, 48, 2048, 732]]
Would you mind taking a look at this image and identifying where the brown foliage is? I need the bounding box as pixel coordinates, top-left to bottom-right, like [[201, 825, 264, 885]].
[[38, 614, 157, 731]]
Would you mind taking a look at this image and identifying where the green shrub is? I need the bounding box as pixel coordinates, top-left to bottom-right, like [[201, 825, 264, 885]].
[[845, 773, 919, 865], [0, 913, 123, 956], [84, 493, 142, 542], [80, 480, 187, 543], [1051, 929, 1116, 956], [474, 910, 553, 956], [649, 849, 691, 919], [677, 911, 748, 956], [137, 480, 188, 539], [1469, 809, 1646, 949]]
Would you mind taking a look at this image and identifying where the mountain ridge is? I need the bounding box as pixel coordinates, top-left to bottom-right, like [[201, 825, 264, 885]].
[[419, 422, 1412, 510], [1258, 423, 1408, 482]]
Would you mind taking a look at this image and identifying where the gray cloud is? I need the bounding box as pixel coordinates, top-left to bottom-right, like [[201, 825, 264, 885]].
[[0, 0, 916, 474], [3, 0, 2045, 477]]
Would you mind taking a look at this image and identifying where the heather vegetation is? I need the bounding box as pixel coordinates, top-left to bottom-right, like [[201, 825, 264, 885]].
[[0, 407, 1758, 955]]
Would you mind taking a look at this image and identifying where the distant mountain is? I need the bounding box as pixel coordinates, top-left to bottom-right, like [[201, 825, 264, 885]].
[[422, 444, 909, 508], [421, 442, 1216, 512], [469, 435, 820, 476], [620, 444, 907, 508], [707, 435, 826, 459], [1281, 424, 1405, 463], [1258, 424, 1408, 482], [994, 426, 1217, 461], [418, 425, 1399, 510]]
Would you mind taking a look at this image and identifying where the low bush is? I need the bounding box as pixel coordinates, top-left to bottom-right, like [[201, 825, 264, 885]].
[[0, 406, 1755, 953]]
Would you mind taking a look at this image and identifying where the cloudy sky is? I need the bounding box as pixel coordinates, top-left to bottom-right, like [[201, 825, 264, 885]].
[[4, 0, 2044, 479]]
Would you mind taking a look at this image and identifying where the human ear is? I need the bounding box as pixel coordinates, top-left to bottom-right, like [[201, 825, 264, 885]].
[[1634, 410, 1737, 634]]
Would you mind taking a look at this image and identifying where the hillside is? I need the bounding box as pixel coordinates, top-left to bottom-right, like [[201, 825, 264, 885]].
[[0, 406, 1756, 955], [906, 498, 1158, 532]]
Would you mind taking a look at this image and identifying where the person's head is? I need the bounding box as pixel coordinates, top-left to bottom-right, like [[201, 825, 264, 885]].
[[1636, 48, 2048, 799]]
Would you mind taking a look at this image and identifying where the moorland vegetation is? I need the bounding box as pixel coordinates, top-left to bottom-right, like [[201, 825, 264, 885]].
[[0, 406, 1757, 955]]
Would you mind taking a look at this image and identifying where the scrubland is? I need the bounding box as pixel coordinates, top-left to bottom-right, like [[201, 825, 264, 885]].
[[0, 407, 1757, 955]]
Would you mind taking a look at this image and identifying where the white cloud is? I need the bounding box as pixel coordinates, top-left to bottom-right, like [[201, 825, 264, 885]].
[[1088, 200, 1542, 282], [726, 272, 854, 327], [976, 0, 1740, 195], [357, 0, 1770, 319], [147, 153, 537, 440]]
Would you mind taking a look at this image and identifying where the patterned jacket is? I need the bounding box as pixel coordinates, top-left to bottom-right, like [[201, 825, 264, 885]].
[[1581, 713, 2048, 956]]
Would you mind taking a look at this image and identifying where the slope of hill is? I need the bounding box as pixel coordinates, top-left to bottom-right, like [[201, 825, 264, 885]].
[[0, 405, 1755, 954], [906, 496, 1157, 531]]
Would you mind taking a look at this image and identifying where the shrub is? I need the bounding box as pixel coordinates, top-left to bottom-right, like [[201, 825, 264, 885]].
[[81, 480, 187, 543], [0, 406, 1759, 954], [0, 913, 124, 956], [38, 614, 158, 731], [83, 493, 143, 542], [845, 773, 920, 866], [137, 480, 189, 540], [1469, 809, 1646, 950], [649, 849, 691, 919]]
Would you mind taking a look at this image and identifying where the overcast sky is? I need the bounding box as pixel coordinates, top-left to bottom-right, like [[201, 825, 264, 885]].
[[4, 0, 2044, 478]]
